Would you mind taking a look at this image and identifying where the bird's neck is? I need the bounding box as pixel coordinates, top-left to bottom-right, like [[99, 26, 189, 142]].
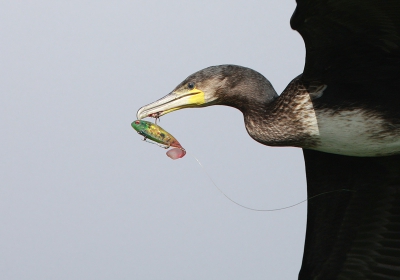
[[243, 87, 319, 148]]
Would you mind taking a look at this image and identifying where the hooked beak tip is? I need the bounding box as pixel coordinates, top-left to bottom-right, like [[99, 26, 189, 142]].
[[137, 107, 162, 120], [136, 107, 146, 120], [136, 93, 172, 120]]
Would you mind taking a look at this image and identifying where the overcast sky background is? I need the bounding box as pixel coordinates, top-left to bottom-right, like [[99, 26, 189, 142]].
[[1, 1, 307, 279]]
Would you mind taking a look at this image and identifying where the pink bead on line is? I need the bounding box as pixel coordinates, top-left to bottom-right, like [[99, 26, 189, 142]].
[[166, 148, 186, 160]]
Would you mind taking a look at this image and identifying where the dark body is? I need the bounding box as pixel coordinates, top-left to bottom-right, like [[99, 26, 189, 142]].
[[292, 1, 400, 278], [301, 151, 400, 279], [291, 0, 400, 122]]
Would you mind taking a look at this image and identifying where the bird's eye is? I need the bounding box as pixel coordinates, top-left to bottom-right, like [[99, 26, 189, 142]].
[[188, 82, 195, 90]]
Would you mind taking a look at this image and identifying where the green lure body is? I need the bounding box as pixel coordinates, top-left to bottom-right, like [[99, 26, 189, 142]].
[[131, 120, 183, 149]]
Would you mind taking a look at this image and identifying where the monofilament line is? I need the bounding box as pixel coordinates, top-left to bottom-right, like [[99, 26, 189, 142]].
[[189, 153, 355, 212], [138, 137, 355, 212]]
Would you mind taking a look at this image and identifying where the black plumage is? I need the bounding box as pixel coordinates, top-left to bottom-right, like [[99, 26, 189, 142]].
[[301, 150, 400, 279], [291, 2, 400, 278]]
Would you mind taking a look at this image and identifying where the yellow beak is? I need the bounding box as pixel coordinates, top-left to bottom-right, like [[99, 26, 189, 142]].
[[137, 89, 205, 119]]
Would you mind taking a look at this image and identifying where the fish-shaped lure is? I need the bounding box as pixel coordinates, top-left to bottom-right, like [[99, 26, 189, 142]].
[[131, 120, 186, 159]]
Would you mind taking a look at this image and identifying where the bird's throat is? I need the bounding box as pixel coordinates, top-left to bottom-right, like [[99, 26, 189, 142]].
[[244, 85, 400, 156], [244, 87, 320, 148]]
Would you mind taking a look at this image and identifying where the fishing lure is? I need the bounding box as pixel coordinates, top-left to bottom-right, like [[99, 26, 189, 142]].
[[131, 120, 186, 159]]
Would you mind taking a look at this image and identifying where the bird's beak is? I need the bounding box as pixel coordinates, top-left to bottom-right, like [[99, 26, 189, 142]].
[[137, 89, 205, 119]]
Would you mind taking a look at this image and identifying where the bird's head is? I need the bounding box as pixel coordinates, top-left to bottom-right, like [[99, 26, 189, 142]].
[[137, 65, 277, 119]]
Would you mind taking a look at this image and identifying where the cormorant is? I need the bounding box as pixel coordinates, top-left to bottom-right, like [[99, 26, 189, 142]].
[[137, 0, 400, 279]]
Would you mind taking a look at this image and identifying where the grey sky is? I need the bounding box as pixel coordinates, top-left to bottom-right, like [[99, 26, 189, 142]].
[[1, 1, 307, 279]]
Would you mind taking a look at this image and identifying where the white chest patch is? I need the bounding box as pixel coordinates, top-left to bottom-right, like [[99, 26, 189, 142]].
[[309, 108, 400, 156]]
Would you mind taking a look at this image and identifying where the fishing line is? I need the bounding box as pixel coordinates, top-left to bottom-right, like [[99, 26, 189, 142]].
[[187, 152, 355, 211], [141, 139, 356, 211]]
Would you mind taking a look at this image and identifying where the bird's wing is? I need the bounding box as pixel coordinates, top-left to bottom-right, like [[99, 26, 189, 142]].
[[300, 149, 400, 280], [291, 0, 400, 89]]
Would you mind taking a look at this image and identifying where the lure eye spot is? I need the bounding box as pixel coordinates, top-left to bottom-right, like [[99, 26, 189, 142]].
[[135, 120, 140, 124]]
